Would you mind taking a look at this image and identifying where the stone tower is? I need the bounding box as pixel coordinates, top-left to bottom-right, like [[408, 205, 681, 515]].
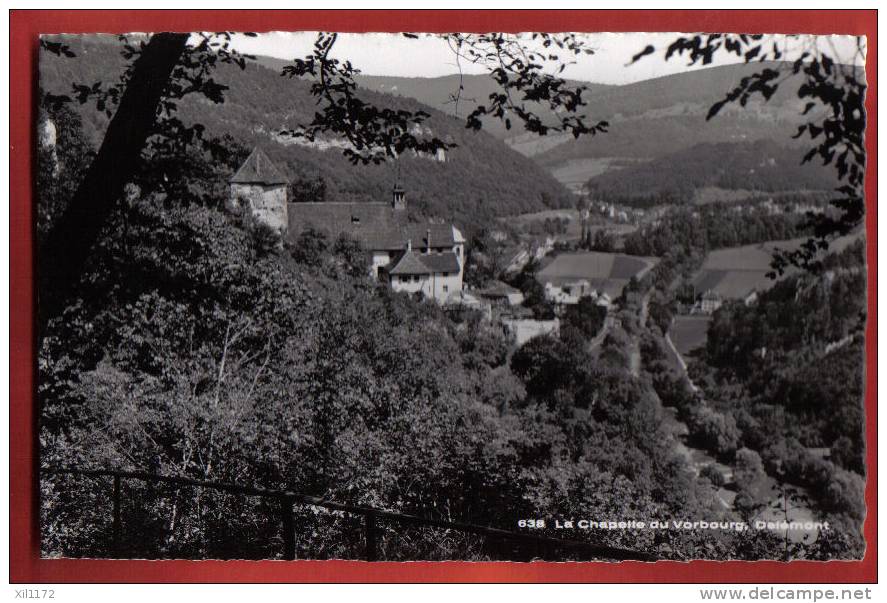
[[229, 147, 290, 234]]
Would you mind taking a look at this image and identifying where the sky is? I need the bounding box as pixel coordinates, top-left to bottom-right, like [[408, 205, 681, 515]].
[[227, 31, 865, 85]]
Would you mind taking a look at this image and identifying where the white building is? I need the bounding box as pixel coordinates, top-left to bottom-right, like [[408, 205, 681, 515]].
[[700, 290, 723, 314], [543, 279, 594, 305], [232, 148, 466, 303], [388, 238, 464, 301]]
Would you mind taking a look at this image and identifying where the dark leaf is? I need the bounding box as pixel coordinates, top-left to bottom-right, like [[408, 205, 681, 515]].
[[629, 45, 656, 64]]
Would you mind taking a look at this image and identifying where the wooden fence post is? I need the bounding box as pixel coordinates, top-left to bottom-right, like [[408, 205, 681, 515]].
[[278, 495, 295, 560], [111, 475, 121, 557], [364, 512, 378, 561]]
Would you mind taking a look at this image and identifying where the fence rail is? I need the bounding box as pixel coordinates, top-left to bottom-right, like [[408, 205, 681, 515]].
[[45, 467, 658, 562]]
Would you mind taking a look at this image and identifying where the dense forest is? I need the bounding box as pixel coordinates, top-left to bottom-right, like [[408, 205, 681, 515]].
[[622, 206, 807, 258], [638, 240, 867, 558], [586, 140, 838, 207], [39, 35, 574, 230], [699, 243, 866, 548]]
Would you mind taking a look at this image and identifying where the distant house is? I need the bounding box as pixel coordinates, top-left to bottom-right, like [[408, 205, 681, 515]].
[[387, 238, 464, 301], [231, 147, 466, 303], [489, 229, 509, 243], [700, 290, 723, 314], [476, 281, 525, 307], [535, 251, 655, 303], [543, 279, 593, 305]]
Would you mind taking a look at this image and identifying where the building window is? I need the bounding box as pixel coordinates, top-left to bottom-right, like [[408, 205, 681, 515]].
[[443, 285, 449, 293]]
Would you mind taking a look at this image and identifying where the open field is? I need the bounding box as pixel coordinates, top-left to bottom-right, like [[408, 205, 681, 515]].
[[550, 158, 621, 194], [692, 186, 832, 205], [692, 230, 864, 299], [505, 208, 585, 240], [504, 131, 573, 157], [508, 208, 581, 223], [537, 251, 658, 298], [669, 316, 711, 356]]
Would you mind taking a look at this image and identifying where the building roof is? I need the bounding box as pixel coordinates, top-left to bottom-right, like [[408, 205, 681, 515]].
[[417, 252, 461, 274], [534, 252, 658, 301], [230, 147, 289, 185], [389, 250, 432, 275], [287, 202, 460, 251], [478, 280, 521, 298], [389, 250, 461, 276]]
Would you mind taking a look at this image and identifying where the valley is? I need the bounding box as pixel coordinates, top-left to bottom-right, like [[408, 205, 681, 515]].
[[36, 32, 867, 562]]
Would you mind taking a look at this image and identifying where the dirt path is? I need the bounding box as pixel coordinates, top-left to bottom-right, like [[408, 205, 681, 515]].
[[664, 331, 699, 393], [639, 289, 652, 328], [587, 315, 614, 352], [626, 290, 654, 378]]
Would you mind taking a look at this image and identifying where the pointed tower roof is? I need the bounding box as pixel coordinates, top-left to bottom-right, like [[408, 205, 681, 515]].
[[230, 147, 289, 185]]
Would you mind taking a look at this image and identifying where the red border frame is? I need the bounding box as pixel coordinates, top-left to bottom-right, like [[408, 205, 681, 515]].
[[9, 9, 877, 583]]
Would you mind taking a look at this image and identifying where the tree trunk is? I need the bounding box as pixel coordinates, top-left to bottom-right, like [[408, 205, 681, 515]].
[[38, 32, 190, 326]]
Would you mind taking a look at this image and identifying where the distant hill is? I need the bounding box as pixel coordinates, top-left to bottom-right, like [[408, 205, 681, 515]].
[[527, 63, 851, 201], [342, 63, 816, 159], [343, 61, 848, 200], [529, 62, 817, 164], [39, 36, 575, 229], [353, 72, 615, 140], [585, 140, 838, 206]]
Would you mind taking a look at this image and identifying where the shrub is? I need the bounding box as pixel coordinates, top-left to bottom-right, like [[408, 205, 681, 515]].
[[686, 407, 740, 458], [700, 463, 726, 487], [733, 447, 765, 491], [290, 227, 329, 267]]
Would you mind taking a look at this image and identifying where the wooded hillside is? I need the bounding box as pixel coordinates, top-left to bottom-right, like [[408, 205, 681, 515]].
[[587, 140, 838, 206], [39, 35, 575, 228]]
